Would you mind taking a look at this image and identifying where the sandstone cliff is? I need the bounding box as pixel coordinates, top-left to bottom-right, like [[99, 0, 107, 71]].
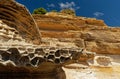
[[0, 1, 120, 79], [33, 13, 120, 55]]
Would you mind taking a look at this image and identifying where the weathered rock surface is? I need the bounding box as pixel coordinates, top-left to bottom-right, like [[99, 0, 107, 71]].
[[81, 28, 120, 54], [0, 0, 41, 44], [0, 20, 23, 41], [0, 36, 85, 67], [33, 14, 107, 31], [33, 11, 120, 79], [0, 1, 96, 79], [0, 0, 120, 79], [0, 22, 94, 78], [34, 14, 120, 55]]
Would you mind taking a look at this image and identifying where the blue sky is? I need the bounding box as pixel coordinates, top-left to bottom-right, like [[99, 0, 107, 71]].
[[16, 0, 120, 27]]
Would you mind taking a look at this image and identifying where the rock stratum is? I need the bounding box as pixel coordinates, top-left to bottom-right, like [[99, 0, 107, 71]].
[[0, 0, 120, 79], [33, 13, 120, 79], [0, 0, 41, 44], [33, 13, 120, 55], [0, 20, 94, 79], [0, 0, 95, 79]]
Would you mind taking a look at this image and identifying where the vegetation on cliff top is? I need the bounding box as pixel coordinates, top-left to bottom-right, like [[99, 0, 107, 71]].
[[33, 7, 47, 14], [60, 9, 76, 16], [33, 7, 76, 16]]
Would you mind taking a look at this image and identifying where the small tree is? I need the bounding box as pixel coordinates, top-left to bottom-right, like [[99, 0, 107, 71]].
[[60, 9, 76, 16], [33, 7, 47, 14]]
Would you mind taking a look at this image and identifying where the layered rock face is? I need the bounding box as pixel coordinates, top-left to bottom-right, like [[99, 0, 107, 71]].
[[0, 0, 120, 79], [33, 14, 107, 31], [81, 28, 120, 54], [0, 0, 96, 79], [0, 0, 41, 44], [0, 21, 92, 68], [33, 14, 120, 79], [33, 14, 120, 55]]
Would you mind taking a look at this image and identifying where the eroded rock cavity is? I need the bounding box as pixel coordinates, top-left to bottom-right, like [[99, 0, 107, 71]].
[[0, 0, 95, 79], [0, 0, 41, 44]]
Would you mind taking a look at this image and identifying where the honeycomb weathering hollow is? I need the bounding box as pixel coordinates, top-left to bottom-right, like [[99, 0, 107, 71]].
[[0, 46, 84, 66], [0, 0, 41, 44], [0, 0, 95, 79]]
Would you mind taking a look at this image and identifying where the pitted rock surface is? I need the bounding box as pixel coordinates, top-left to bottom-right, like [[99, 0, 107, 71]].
[[0, 0, 41, 44], [0, 45, 84, 66], [0, 0, 95, 79], [0, 20, 23, 41]]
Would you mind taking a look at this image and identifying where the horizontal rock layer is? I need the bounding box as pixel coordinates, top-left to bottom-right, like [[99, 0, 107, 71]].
[[81, 28, 120, 54], [33, 15, 120, 55], [33, 14, 107, 31]]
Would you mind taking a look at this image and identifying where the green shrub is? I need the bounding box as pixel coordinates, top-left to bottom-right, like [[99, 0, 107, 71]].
[[33, 7, 47, 14]]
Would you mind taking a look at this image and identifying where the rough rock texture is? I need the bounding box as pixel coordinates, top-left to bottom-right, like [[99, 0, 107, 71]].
[[33, 14, 120, 55], [81, 28, 120, 54], [0, 0, 41, 44], [0, 0, 120, 79], [33, 14, 107, 31], [0, 20, 23, 41], [0, 30, 85, 67], [0, 21, 95, 78], [0, 0, 95, 79], [63, 54, 120, 79]]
